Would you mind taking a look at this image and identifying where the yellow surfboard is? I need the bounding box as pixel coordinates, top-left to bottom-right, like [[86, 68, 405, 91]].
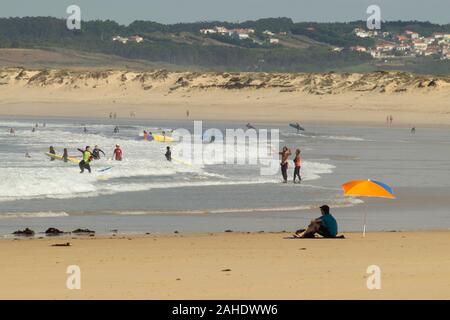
[[45, 152, 80, 164], [152, 134, 174, 142]]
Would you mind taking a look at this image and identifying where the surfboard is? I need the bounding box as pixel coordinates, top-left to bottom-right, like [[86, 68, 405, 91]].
[[98, 166, 113, 173], [152, 134, 174, 142], [289, 123, 305, 131], [45, 152, 80, 164]]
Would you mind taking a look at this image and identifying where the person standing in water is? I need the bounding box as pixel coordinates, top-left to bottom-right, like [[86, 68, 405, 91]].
[[279, 146, 291, 183], [92, 145, 105, 160], [49, 146, 56, 161], [83, 126, 88, 133], [165, 146, 172, 162], [63, 148, 69, 163], [143, 130, 148, 140], [113, 126, 119, 134], [77, 146, 93, 173], [113, 145, 123, 161], [293, 149, 302, 183]]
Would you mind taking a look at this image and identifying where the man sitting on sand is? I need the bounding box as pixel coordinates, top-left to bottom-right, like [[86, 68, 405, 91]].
[[294, 205, 338, 238]]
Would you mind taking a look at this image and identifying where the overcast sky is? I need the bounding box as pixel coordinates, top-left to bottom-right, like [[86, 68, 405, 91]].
[[1, 0, 449, 25]]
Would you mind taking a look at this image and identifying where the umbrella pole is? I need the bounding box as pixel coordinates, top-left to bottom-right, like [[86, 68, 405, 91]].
[[363, 203, 367, 238]]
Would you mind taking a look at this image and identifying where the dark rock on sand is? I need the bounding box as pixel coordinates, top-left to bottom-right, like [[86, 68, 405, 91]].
[[72, 228, 95, 234], [13, 228, 35, 236], [45, 227, 65, 236]]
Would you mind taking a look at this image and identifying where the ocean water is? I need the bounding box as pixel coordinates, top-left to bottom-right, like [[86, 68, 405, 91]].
[[1, 116, 450, 236]]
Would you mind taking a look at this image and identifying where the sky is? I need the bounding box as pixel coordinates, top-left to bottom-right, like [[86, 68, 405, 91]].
[[1, 0, 450, 25]]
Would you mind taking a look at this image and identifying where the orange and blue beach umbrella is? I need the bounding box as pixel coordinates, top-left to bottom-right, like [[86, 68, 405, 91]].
[[342, 179, 396, 199], [342, 179, 396, 236]]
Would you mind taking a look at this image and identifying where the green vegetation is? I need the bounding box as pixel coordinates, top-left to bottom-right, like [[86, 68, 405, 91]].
[[0, 17, 449, 73]]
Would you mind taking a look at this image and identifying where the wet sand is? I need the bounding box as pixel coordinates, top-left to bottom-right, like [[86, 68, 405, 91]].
[[1, 230, 449, 299]]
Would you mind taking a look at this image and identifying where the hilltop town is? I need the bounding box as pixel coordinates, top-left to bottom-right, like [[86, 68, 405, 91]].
[[349, 28, 450, 60]]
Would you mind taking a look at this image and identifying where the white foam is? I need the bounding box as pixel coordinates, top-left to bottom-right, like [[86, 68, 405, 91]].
[[0, 211, 69, 219], [0, 120, 336, 202]]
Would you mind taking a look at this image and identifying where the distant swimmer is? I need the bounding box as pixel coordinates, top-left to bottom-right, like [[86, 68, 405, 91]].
[[113, 144, 123, 161], [92, 145, 106, 160], [25, 152, 31, 158], [293, 149, 302, 183], [35, 123, 38, 128], [63, 148, 69, 163], [9, 128, 15, 134], [32, 127, 36, 133], [165, 146, 172, 162], [279, 146, 292, 183], [210, 135, 216, 143], [83, 126, 88, 134], [411, 126, 416, 134], [186, 110, 190, 118], [246, 123, 256, 130], [77, 146, 93, 173], [114, 126, 120, 134], [49, 146, 56, 161]]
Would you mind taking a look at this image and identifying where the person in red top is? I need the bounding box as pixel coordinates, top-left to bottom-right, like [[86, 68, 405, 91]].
[[113, 145, 123, 161], [293, 149, 302, 183]]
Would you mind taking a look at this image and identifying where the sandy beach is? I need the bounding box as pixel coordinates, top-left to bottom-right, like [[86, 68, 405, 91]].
[[1, 68, 450, 127], [0, 231, 449, 300]]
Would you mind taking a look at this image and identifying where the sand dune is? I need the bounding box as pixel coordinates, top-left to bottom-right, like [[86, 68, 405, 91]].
[[1, 68, 450, 126]]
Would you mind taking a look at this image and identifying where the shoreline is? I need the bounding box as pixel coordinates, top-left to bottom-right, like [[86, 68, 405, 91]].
[[3, 109, 450, 130], [1, 230, 449, 299]]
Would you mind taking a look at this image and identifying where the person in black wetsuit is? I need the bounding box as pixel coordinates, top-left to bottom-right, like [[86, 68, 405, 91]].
[[49, 146, 56, 161], [165, 146, 172, 162], [92, 145, 106, 160], [63, 148, 69, 163]]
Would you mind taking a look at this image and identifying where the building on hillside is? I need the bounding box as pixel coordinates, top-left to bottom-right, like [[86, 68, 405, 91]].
[[200, 28, 217, 35], [263, 30, 275, 36], [269, 38, 279, 44], [112, 36, 129, 44], [129, 35, 144, 43], [350, 46, 367, 52], [229, 31, 250, 40], [405, 30, 420, 39]]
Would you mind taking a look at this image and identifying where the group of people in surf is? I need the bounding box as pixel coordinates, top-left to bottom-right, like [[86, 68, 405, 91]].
[[48, 144, 123, 173], [279, 147, 302, 184]]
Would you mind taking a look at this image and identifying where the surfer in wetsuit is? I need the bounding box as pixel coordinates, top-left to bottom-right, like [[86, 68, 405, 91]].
[[113, 126, 119, 134], [246, 123, 256, 130], [63, 148, 69, 163], [279, 146, 291, 183], [9, 128, 15, 134], [293, 149, 302, 183], [113, 145, 123, 161], [165, 146, 172, 162], [92, 145, 106, 160], [77, 146, 93, 173], [49, 146, 56, 161], [83, 126, 88, 133]]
